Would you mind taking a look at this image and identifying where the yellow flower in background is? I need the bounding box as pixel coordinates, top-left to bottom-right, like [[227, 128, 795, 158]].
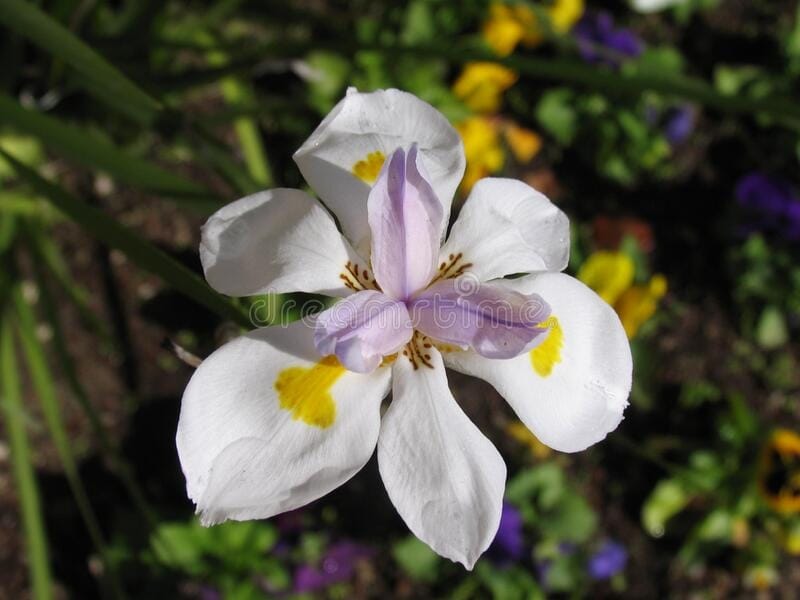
[[457, 116, 505, 193], [548, 0, 585, 38], [482, 0, 585, 56], [503, 122, 543, 163], [506, 421, 552, 459], [744, 565, 778, 591], [453, 62, 518, 114], [615, 275, 667, 338], [759, 429, 800, 514], [455, 118, 544, 194], [578, 251, 667, 338], [784, 521, 800, 555], [482, 4, 527, 57], [577, 251, 635, 305]]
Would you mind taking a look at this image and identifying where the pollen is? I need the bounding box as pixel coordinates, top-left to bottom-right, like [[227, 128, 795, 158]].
[[352, 151, 386, 184], [274, 355, 345, 428], [530, 316, 563, 377]]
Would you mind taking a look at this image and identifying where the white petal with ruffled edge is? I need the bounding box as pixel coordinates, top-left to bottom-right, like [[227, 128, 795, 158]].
[[200, 189, 362, 297], [378, 349, 506, 569], [440, 178, 570, 281], [444, 273, 631, 453], [177, 321, 391, 524], [293, 88, 465, 252]]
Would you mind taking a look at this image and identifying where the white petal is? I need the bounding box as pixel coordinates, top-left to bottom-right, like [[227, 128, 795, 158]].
[[200, 188, 362, 297], [177, 320, 391, 524], [445, 273, 631, 453], [378, 349, 506, 569], [630, 0, 687, 13], [293, 88, 465, 252], [440, 178, 570, 281]]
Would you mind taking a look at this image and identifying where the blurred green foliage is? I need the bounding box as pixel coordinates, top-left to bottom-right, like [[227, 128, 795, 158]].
[[0, 0, 799, 598]]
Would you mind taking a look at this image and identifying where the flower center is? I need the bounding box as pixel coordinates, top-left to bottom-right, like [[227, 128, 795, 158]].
[[401, 331, 434, 370], [430, 252, 474, 284], [339, 260, 380, 292]]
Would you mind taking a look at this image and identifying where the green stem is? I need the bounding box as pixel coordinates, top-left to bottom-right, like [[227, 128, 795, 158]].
[[221, 77, 274, 186], [204, 33, 273, 187], [13, 287, 126, 599], [0, 309, 53, 600], [182, 40, 800, 127]]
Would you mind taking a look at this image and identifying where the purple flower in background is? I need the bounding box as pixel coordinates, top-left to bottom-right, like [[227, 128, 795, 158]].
[[735, 172, 800, 240], [663, 105, 695, 146], [293, 541, 373, 593], [275, 508, 306, 535], [786, 201, 800, 239], [488, 501, 525, 564], [588, 540, 628, 580], [574, 11, 644, 67], [198, 587, 221, 600], [643, 103, 696, 146]]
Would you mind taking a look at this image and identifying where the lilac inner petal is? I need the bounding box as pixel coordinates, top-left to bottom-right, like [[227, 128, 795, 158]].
[[313, 290, 413, 373], [408, 279, 551, 359], [368, 145, 444, 301]]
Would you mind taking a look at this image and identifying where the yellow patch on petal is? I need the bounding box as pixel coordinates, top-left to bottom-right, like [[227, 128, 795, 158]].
[[530, 316, 563, 377], [274, 355, 345, 429], [352, 151, 386, 184]]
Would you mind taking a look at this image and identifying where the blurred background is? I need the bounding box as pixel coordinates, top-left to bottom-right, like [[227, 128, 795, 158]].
[[0, 0, 799, 598]]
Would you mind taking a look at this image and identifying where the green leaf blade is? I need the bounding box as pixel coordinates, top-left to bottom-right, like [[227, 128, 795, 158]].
[[0, 0, 161, 123], [0, 148, 250, 328], [0, 311, 54, 600]]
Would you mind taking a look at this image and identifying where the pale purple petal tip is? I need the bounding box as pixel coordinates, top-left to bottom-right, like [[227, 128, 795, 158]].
[[368, 145, 444, 301], [313, 290, 413, 373], [409, 278, 551, 359]]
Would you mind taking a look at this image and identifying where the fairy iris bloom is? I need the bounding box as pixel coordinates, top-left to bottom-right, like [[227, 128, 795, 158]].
[[177, 89, 632, 569]]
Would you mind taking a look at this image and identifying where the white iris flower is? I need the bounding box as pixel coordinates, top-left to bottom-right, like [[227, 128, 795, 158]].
[[177, 88, 632, 568]]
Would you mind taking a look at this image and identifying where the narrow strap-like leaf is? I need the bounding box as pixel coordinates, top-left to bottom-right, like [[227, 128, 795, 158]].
[[0, 0, 161, 124], [26, 236, 159, 529], [0, 148, 251, 328], [0, 309, 54, 600], [14, 287, 126, 599], [0, 94, 221, 208]]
